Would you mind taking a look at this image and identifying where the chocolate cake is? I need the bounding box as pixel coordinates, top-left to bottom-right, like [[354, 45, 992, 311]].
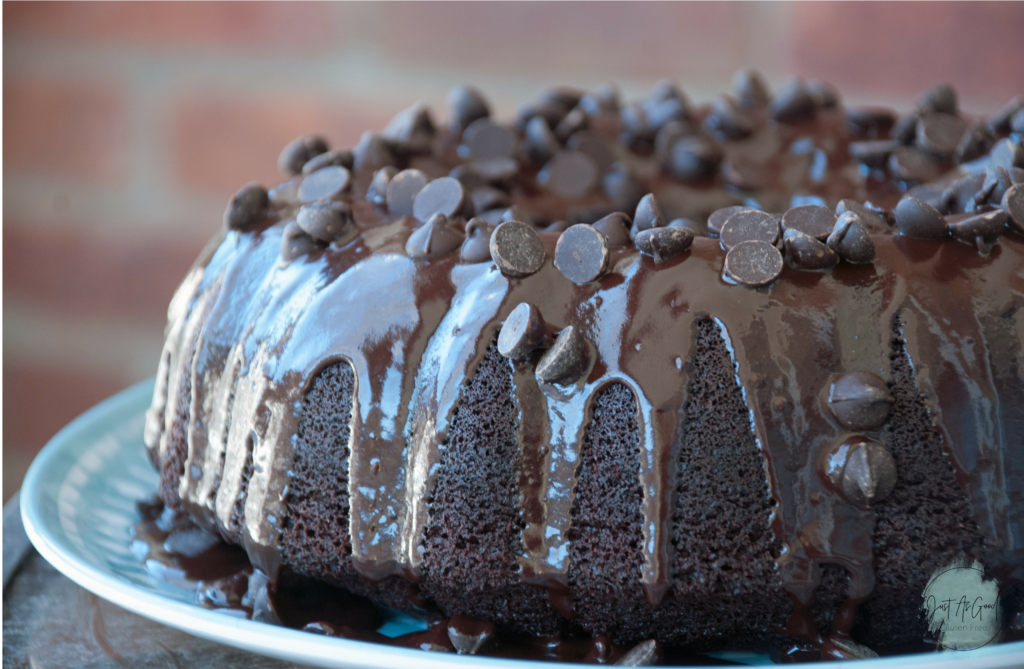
[[143, 73, 1024, 659]]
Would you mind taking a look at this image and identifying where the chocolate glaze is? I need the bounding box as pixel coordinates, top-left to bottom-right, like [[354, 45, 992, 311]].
[[145, 102, 1024, 656]]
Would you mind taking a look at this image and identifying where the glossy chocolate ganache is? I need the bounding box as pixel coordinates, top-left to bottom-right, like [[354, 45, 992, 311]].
[[141, 73, 1024, 662]]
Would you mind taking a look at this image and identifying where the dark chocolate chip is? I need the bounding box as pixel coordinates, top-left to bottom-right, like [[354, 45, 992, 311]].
[[524, 116, 558, 165], [413, 177, 468, 222], [956, 122, 995, 164], [917, 83, 958, 116], [783, 228, 839, 270], [720, 210, 779, 249], [383, 102, 436, 155], [941, 172, 987, 214], [708, 205, 754, 236], [567, 131, 615, 174], [734, 68, 771, 110], [669, 135, 723, 182], [405, 213, 464, 259], [916, 113, 965, 158], [463, 119, 517, 161], [668, 217, 708, 237], [297, 201, 354, 243], [447, 617, 495, 655], [517, 99, 572, 133], [278, 135, 329, 175], [704, 95, 753, 140], [385, 169, 430, 216], [828, 371, 893, 430], [224, 182, 270, 231], [1004, 183, 1024, 235], [827, 212, 876, 263], [460, 218, 496, 264], [635, 227, 694, 264], [807, 79, 840, 109], [602, 164, 643, 212], [539, 86, 584, 111], [990, 137, 1024, 171], [948, 210, 1006, 247], [1011, 107, 1024, 134], [724, 240, 783, 286], [592, 212, 632, 247], [302, 148, 354, 176], [472, 157, 520, 184], [535, 326, 589, 385], [281, 220, 325, 262], [450, 163, 489, 192], [846, 107, 896, 139], [888, 147, 941, 183], [448, 85, 490, 132], [770, 79, 817, 124], [555, 224, 610, 284], [367, 166, 398, 206], [836, 200, 889, 232], [643, 97, 691, 132], [619, 103, 656, 151], [615, 639, 662, 667], [781, 204, 837, 241], [988, 96, 1024, 133], [981, 166, 1015, 206], [539, 151, 599, 197], [298, 165, 352, 203], [891, 114, 919, 145], [653, 120, 695, 161], [850, 140, 900, 170], [352, 131, 395, 170], [646, 79, 687, 106], [578, 83, 620, 116], [631, 193, 666, 240], [894, 196, 948, 241], [840, 437, 897, 510], [554, 107, 589, 143], [905, 183, 948, 212], [471, 186, 509, 214], [490, 220, 546, 277]]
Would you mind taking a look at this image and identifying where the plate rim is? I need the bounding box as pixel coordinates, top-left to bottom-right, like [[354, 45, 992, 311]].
[[19, 379, 1024, 669]]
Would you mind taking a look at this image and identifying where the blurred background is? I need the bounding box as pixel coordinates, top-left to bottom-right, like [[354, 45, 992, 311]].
[[4, 1, 1024, 501]]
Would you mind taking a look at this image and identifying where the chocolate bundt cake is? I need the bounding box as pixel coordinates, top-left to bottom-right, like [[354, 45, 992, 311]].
[[144, 73, 1024, 658]]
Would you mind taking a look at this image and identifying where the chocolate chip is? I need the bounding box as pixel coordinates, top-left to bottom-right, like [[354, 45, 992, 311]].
[[888, 147, 940, 183], [990, 137, 1024, 171], [405, 213, 464, 259], [669, 135, 723, 182], [278, 135, 329, 175], [1004, 183, 1024, 234], [720, 210, 779, 249], [635, 227, 694, 264], [472, 157, 520, 184], [584, 212, 628, 247], [1010, 107, 1024, 134], [847, 107, 896, 139], [769, 79, 817, 124], [956, 122, 995, 164], [840, 438, 897, 510], [555, 224, 610, 284], [708, 205, 754, 236], [543, 220, 572, 234], [367, 166, 398, 206], [895, 196, 948, 241], [948, 210, 1006, 247], [615, 639, 662, 667], [302, 149, 355, 176], [916, 113, 965, 158], [524, 116, 558, 165], [981, 166, 1015, 206], [630, 193, 666, 240], [352, 131, 395, 170], [643, 97, 691, 132], [653, 120, 694, 161], [224, 182, 270, 231], [602, 164, 643, 211], [447, 617, 495, 655], [535, 326, 589, 385], [850, 140, 900, 170], [460, 218, 496, 264], [578, 83, 620, 116], [828, 212, 876, 263], [490, 220, 546, 277], [449, 163, 489, 192], [941, 172, 987, 214], [988, 96, 1024, 133], [724, 240, 783, 287], [382, 102, 436, 155], [917, 83, 958, 116], [783, 228, 839, 270], [297, 201, 354, 243], [734, 68, 771, 110], [905, 183, 948, 212], [554, 107, 589, 143], [704, 95, 754, 140], [567, 131, 615, 174], [540, 86, 585, 110], [668, 217, 707, 237], [471, 186, 509, 214], [807, 79, 840, 109], [891, 114, 919, 145], [413, 177, 468, 222], [836, 200, 889, 232], [298, 165, 352, 203], [781, 204, 837, 241], [448, 85, 490, 132], [539, 151, 599, 197], [281, 220, 325, 262], [463, 119, 517, 161], [517, 99, 571, 132], [384, 169, 429, 216]]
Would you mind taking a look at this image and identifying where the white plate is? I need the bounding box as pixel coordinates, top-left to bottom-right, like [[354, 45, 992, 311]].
[[20, 379, 1024, 669]]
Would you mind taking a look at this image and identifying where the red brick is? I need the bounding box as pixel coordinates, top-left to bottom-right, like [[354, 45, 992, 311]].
[[3, 223, 207, 328], [4, 1, 333, 53], [3, 78, 128, 181], [375, 3, 746, 81], [3, 363, 127, 457], [790, 3, 1024, 104], [172, 94, 391, 195]]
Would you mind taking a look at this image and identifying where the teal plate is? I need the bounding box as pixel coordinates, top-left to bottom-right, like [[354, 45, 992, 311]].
[[20, 380, 1024, 668]]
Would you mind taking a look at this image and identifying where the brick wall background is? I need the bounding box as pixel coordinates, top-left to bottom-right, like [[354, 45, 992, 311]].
[[4, 1, 1023, 501]]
